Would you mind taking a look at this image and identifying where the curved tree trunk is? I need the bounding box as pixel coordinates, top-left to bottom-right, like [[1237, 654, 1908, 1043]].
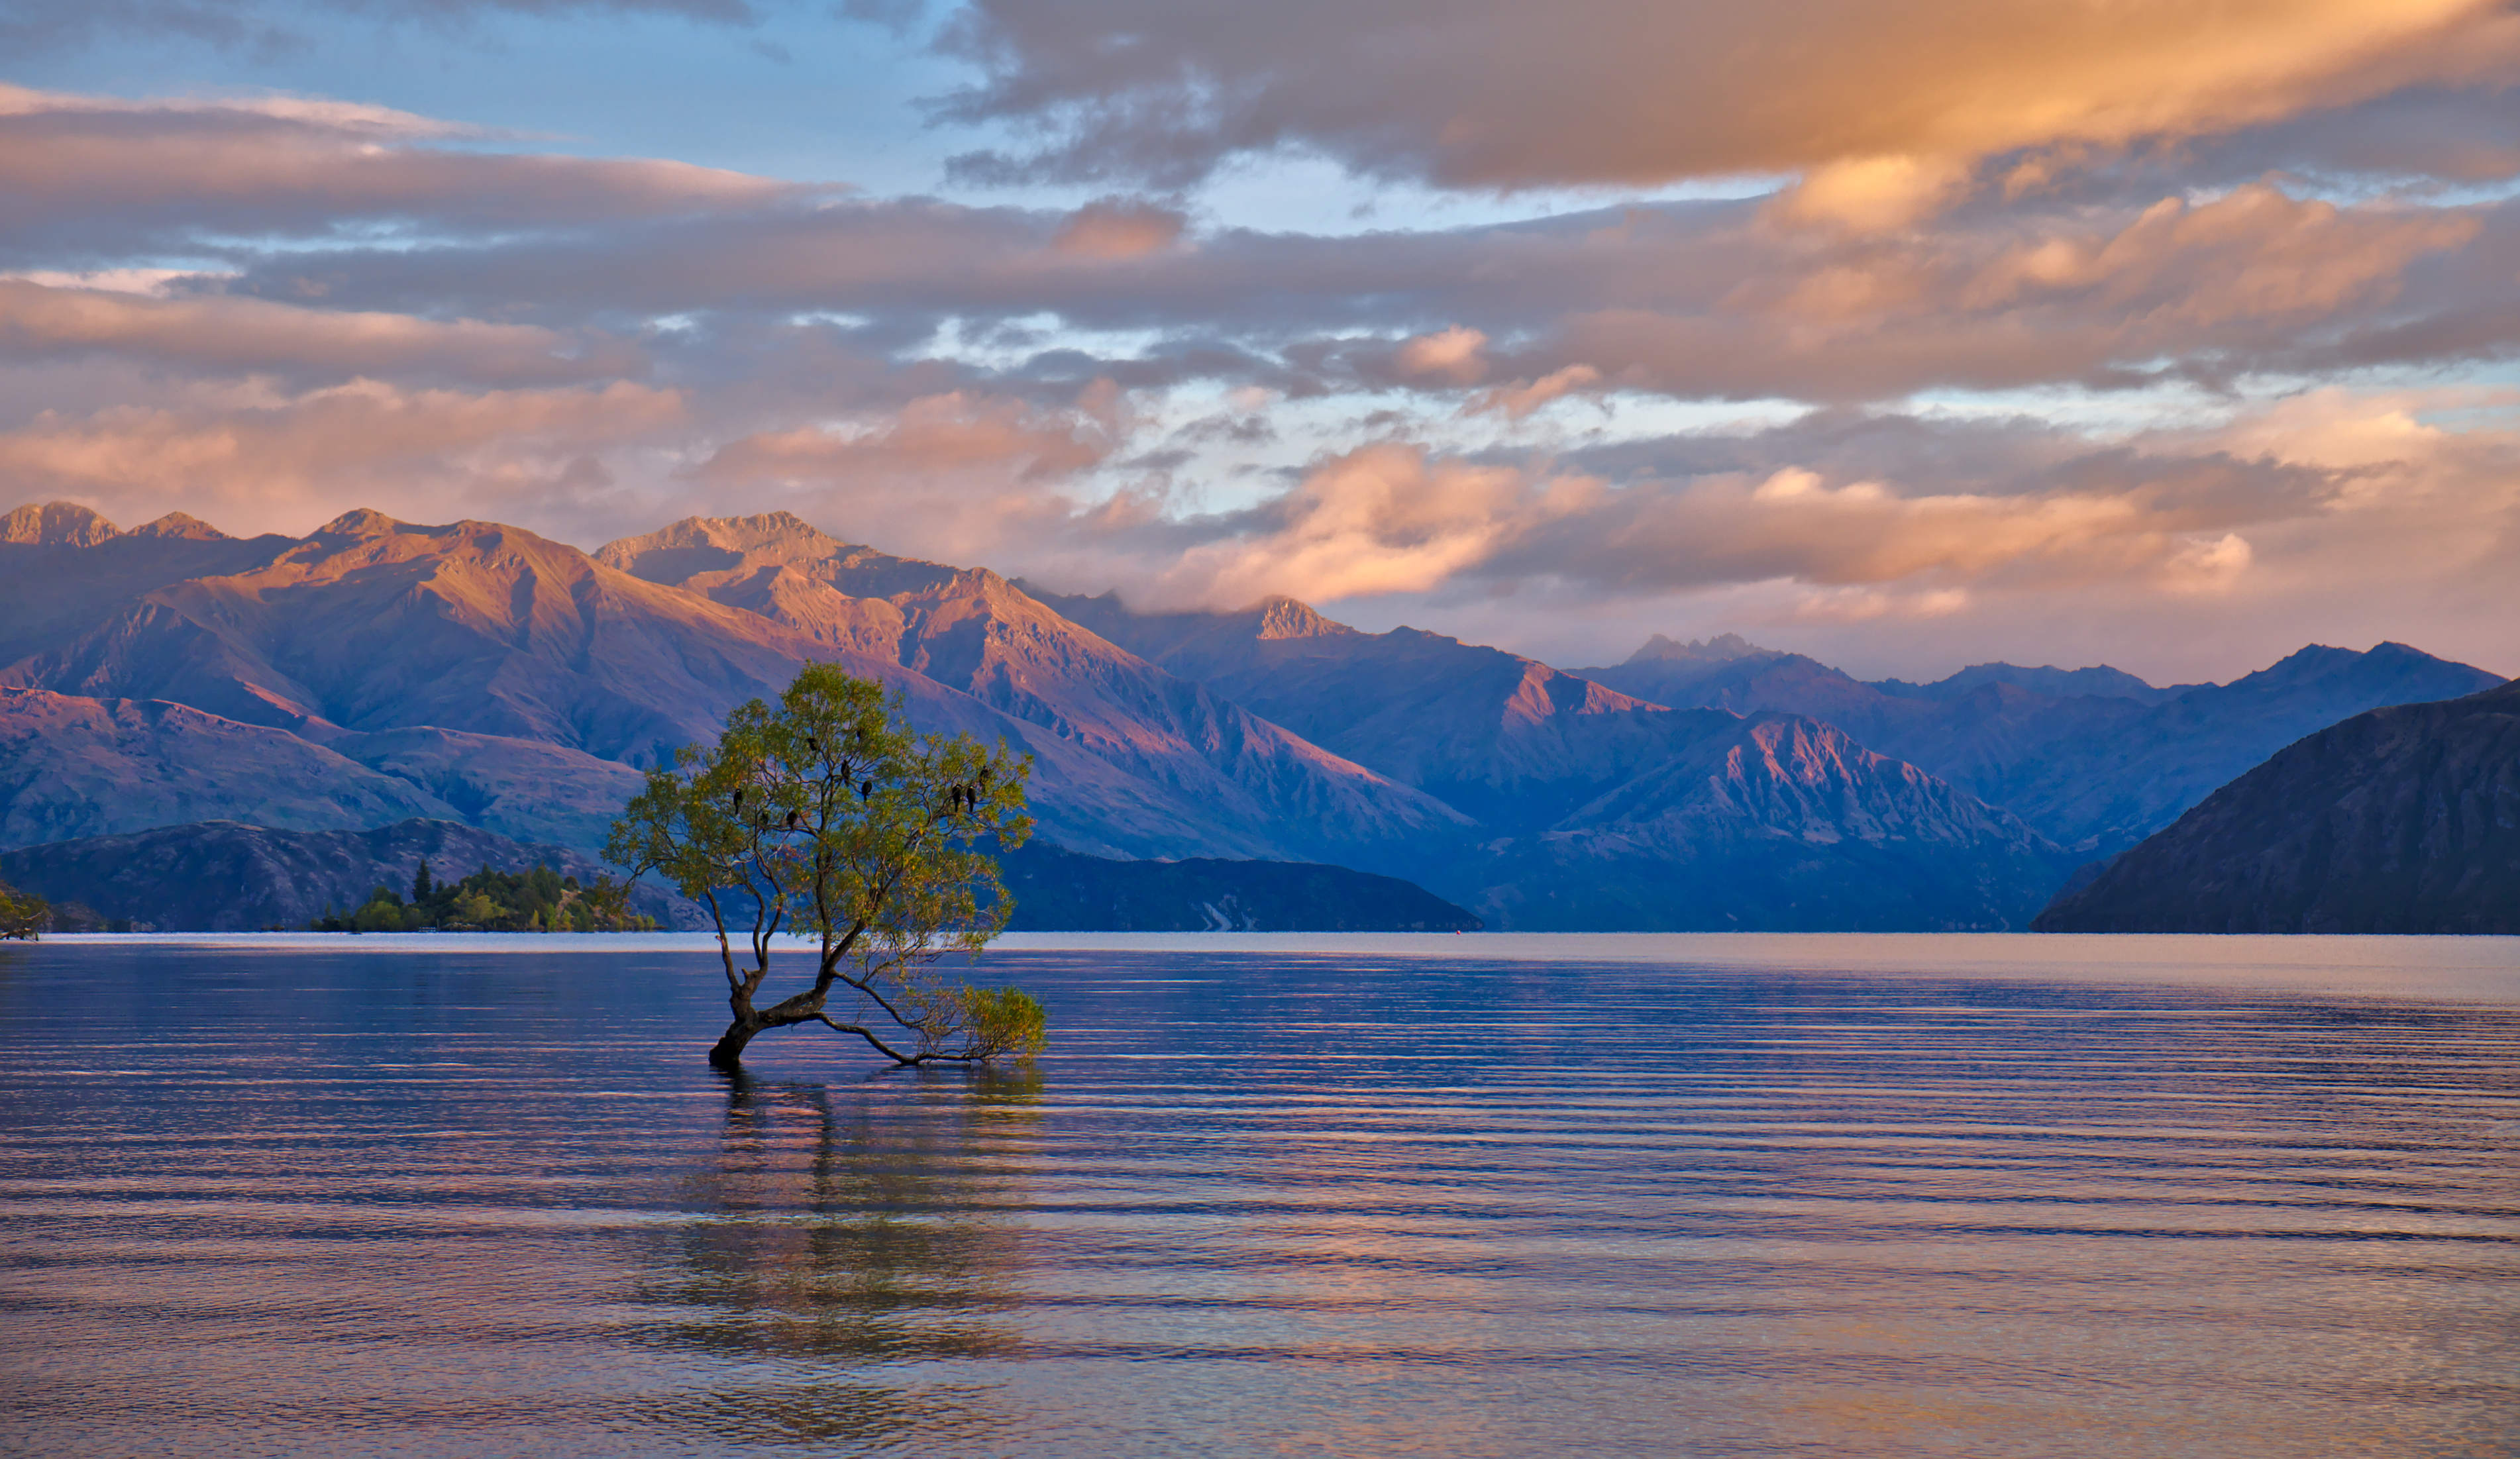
[[709, 1017, 766, 1069]]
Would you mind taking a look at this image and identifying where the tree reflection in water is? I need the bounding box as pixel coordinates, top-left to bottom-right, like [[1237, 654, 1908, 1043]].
[[630, 1066, 1045, 1449]]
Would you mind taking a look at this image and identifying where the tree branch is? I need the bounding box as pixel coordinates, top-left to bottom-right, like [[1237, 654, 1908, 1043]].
[[813, 1013, 920, 1065]]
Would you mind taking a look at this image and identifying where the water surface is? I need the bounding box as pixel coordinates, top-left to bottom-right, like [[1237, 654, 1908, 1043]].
[[3, 934, 2516, 1456]]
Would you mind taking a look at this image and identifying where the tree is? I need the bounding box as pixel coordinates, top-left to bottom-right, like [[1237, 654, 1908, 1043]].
[[606, 663, 1044, 1070], [0, 876, 47, 940]]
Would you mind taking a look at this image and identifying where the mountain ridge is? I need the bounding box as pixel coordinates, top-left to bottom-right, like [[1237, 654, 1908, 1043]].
[[12, 497, 2488, 932], [2034, 679, 2520, 933], [1579, 636, 2503, 852], [0, 505, 1452, 866], [1024, 583, 2070, 927]]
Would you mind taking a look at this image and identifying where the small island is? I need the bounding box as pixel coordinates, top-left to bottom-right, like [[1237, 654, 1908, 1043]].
[[309, 859, 657, 933]]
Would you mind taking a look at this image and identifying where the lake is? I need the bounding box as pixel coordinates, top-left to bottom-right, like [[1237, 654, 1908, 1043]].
[[3, 932, 2517, 1456]]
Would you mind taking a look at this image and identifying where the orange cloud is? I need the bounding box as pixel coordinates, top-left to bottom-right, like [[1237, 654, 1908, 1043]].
[[1147, 443, 1591, 607], [1051, 198, 1187, 260], [0, 278, 631, 383], [942, 0, 2520, 197], [0, 83, 794, 251], [689, 387, 1131, 561], [0, 379, 683, 533], [1394, 327, 1488, 383]]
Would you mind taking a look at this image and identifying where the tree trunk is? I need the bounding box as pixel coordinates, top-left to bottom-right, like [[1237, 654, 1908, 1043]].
[[709, 1017, 766, 1069]]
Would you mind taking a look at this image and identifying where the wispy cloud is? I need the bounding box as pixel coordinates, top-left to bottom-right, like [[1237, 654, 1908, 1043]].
[[0, 66, 2515, 680]]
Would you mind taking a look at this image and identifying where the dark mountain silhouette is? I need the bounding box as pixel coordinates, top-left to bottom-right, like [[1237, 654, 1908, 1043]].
[[2034, 679, 2520, 933], [999, 844, 1481, 931]]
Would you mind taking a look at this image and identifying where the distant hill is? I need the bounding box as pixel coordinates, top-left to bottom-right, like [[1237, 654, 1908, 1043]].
[[1026, 588, 2069, 929], [1000, 844, 1480, 931], [0, 819, 705, 932], [1872, 662, 2184, 705], [1579, 638, 2505, 853], [0, 819, 1479, 934], [2034, 679, 2520, 933]]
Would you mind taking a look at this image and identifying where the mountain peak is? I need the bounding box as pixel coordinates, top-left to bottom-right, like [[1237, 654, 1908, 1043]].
[[1250, 596, 1355, 640], [628, 511, 848, 557], [128, 511, 229, 541], [1, 501, 119, 547], [2235, 641, 2499, 693], [1627, 632, 1775, 665], [1893, 660, 2167, 704], [318, 509, 403, 536]]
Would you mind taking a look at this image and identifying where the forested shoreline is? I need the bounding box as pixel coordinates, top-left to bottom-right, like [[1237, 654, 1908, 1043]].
[[309, 859, 658, 932]]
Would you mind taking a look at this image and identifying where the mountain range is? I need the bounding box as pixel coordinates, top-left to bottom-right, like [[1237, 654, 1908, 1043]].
[[2034, 679, 2520, 933], [1576, 635, 2501, 854], [3, 499, 2503, 930]]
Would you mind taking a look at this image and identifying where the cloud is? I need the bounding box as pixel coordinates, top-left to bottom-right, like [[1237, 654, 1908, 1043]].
[[1050, 197, 1186, 259], [1392, 327, 1487, 383], [0, 278, 635, 385], [0, 378, 683, 533], [0, 83, 796, 260], [3, 82, 2517, 681], [0, 0, 766, 55], [683, 384, 1134, 560], [1128, 436, 2313, 614], [933, 0, 2520, 196], [211, 175, 2508, 408], [1773, 156, 1975, 232], [1470, 365, 1600, 419], [1145, 443, 1566, 606]]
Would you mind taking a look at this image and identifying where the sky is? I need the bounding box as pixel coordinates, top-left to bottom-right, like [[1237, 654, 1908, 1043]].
[[4, 0, 2519, 683]]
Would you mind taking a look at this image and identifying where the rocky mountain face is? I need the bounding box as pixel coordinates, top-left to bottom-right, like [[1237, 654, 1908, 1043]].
[[1033, 588, 1698, 825], [1027, 587, 2068, 928], [1468, 713, 2066, 929], [0, 818, 705, 932], [0, 688, 454, 848], [0, 504, 1449, 867], [599, 515, 1463, 867], [1581, 638, 2503, 852], [2035, 681, 2520, 933]]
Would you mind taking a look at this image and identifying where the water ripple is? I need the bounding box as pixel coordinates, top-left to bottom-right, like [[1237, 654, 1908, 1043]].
[[1, 939, 2515, 1456]]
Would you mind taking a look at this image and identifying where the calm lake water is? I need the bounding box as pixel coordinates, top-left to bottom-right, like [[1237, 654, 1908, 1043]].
[[3, 932, 2517, 1457]]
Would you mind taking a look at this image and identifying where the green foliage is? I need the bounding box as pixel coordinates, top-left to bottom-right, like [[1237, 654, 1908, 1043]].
[[605, 662, 1041, 1066], [957, 985, 1049, 1061], [311, 862, 655, 933], [0, 876, 48, 940]]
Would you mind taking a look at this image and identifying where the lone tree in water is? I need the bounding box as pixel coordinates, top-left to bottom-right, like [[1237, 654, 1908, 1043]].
[[607, 663, 1043, 1069]]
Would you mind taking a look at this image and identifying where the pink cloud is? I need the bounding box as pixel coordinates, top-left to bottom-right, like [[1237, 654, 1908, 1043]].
[[0, 379, 684, 534], [0, 278, 634, 383], [939, 0, 2520, 195]]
